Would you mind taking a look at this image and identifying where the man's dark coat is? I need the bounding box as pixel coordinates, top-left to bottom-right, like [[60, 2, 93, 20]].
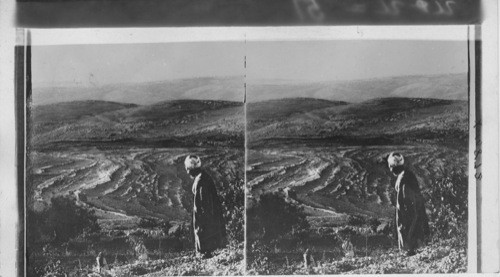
[[394, 169, 430, 252], [192, 170, 226, 254]]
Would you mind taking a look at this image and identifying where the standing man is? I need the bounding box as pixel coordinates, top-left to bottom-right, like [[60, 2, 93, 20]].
[[387, 152, 430, 256], [185, 155, 227, 258]]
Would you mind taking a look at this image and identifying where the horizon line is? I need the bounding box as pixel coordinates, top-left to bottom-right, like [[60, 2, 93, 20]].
[[32, 72, 468, 89], [34, 95, 468, 107]]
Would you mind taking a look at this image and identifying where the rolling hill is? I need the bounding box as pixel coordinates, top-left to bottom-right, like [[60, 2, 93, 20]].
[[247, 97, 347, 121], [31, 100, 138, 135], [32, 100, 138, 123], [31, 99, 244, 148], [248, 97, 468, 148]]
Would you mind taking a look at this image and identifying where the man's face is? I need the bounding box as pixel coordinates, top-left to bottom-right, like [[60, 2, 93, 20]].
[[186, 168, 193, 178], [388, 163, 404, 176], [186, 168, 200, 178], [389, 165, 397, 176]]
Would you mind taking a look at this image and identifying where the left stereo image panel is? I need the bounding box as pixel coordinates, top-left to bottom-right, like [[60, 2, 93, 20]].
[[21, 40, 246, 276]]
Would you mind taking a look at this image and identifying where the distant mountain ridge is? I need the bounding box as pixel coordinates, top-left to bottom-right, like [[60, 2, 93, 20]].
[[33, 73, 466, 106], [248, 73, 467, 102], [33, 76, 245, 106]]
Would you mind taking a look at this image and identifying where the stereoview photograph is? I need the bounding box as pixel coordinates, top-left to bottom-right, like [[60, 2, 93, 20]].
[[26, 42, 245, 276], [245, 39, 469, 274], [23, 36, 472, 276]]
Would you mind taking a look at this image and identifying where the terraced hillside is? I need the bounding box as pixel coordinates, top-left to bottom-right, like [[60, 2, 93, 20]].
[[28, 147, 244, 225], [28, 98, 245, 233], [247, 145, 467, 225], [247, 96, 468, 219]]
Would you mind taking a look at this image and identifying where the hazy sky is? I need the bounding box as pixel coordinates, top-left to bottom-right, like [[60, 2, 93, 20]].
[[33, 42, 245, 87], [246, 40, 467, 82], [33, 40, 467, 87]]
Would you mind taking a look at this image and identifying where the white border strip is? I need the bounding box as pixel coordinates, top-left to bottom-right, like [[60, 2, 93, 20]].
[[27, 26, 468, 46], [479, 0, 499, 272], [467, 25, 477, 273]]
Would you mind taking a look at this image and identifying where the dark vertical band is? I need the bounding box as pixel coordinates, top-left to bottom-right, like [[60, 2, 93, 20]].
[[14, 44, 25, 277], [474, 25, 482, 273], [15, 30, 31, 277]]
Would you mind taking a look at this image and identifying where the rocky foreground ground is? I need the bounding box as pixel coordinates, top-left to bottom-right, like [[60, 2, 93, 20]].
[[83, 245, 244, 277], [247, 237, 467, 275]]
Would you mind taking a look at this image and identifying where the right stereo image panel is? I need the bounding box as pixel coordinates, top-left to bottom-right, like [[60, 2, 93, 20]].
[[245, 38, 469, 275]]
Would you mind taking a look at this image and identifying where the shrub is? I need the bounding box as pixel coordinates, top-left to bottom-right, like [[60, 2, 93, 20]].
[[336, 226, 357, 240], [138, 218, 172, 233], [368, 218, 381, 234], [247, 192, 309, 246], [39, 260, 66, 277], [426, 169, 468, 240], [138, 218, 159, 229], [27, 196, 100, 244], [48, 196, 100, 242], [26, 208, 48, 246], [219, 179, 245, 245], [347, 215, 366, 226]]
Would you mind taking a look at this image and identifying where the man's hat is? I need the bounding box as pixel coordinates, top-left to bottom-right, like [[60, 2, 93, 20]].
[[184, 155, 201, 170], [387, 152, 404, 168]]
